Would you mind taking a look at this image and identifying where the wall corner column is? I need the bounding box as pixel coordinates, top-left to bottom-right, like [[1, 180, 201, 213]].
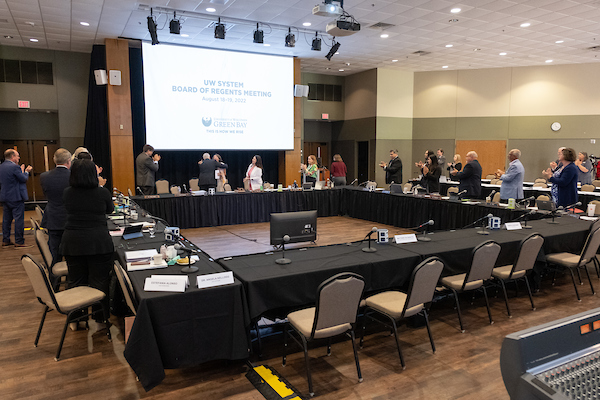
[[279, 57, 302, 186]]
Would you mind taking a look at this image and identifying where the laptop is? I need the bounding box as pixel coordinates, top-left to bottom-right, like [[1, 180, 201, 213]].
[[122, 224, 144, 240], [537, 199, 556, 212], [302, 182, 314, 190], [314, 181, 325, 190], [390, 183, 404, 194]]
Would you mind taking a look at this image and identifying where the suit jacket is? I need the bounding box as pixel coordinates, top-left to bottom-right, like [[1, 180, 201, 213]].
[[385, 157, 403, 184], [136, 153, 159, 187], [0, 160, 29, 202], [455, 160, 482, 198], [549, 162, 579, 207], [198, 159, 228, 187], [500, 159, 524, 200], [59, 186, 114, 256], [40, 166, 70, 230]]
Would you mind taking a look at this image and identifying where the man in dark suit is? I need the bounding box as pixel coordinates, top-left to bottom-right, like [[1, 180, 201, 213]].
[[0, 149, 33, 247], [136, 144, 161, 195], [451, 151, 482, 198], [379, 149, 403, 184], [197, 153, 228, 191], [40, 148, 71, 264]]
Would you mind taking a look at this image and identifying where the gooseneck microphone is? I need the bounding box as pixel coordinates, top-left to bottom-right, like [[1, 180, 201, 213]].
[[417, 220, 434, 242], [276, 235, 292, 264], [362, 227, 378, 253], [178, 243, 199, 273], [349, 179, 358, 186], [487, 190, 496, 203], [136, 186, 145, 196], [476, 213, 494, 235], [547, 206, 562, 224], [564, 201, 582, 211], [175, 243, 196, 253]]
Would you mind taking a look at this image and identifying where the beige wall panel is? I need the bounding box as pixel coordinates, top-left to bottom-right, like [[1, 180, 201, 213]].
[[509, 115, 600, 139], [456, 68, 511, 117], [376, 117, 413, 140], [455, 117, 509, 140], [377, 69, 414, 118], [510, 64, 600, 116], [413, 117, 456, 139], [345, 70, 377, 120], [413, 70, 458, 118]]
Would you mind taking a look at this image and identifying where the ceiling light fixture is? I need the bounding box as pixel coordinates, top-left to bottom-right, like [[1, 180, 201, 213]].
[[206, 7, 216, 12], [253, 23, 264, 43], [285, 27, 295, 47], [445, 44, 453, 47], [546, 59, 553, 63], [520, 22, 531, 27], [473, 48, 481, 51], [499, 52, 507, 56], [80, 22, 89, 26], [391, 59, 398, 62], [169, 12, 181, 34], [311, 32, 321, 51], [29, 38, 38, 42], [380, 33, 389, 38], [326, 37, 341, 60], [442, 66, 448, 68], [214, 18, 226, 39], [181, 34, 189, 37], [450, 8, 461, 13], [147, 9, 159, 45], [4, 35, 13, 39], [449, 18, 459, 22], [555, 40, 564, 44], [303, 22, 312, 27]]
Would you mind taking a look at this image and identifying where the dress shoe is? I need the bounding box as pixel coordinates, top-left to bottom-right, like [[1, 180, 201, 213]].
[[2, 242, 14, 247], [14, 243, 33, 248]]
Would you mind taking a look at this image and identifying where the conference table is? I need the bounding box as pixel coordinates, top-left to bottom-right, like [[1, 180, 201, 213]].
[[112, 226, 250, 391]]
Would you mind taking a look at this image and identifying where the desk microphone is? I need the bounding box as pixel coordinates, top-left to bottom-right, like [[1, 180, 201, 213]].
[[547, 206, 562, 224], [175, 243, 196, 253], [457, 189, 467, 197], [564, 201, 582, 211], [276, 235, 292, 265], [518, 196, 536, 206], [362, 227, 378, 253], [177, 243, 198, 273], [349, 179, 358, 186], [136, 186, 144, 196], [417, 220, 434, 242], [487, 190, 496, 203], [477, 214, 494, 235]]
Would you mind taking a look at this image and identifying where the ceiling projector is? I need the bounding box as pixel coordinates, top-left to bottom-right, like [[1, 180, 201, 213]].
[[313, 3, 343, 17], [326, 19, 361, 36]]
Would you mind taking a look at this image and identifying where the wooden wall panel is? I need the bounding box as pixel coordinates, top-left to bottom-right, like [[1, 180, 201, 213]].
[[105, 38, 135, 193], [279, 58, 303, 186], [455, 140, 506, 178]]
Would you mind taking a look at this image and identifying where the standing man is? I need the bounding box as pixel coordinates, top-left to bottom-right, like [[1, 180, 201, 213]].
[[451, 151, 482, 198], [136, 144, 160, 195], [40, 148, 71, 264], [0, 149, 33, 247], [379, 149, 403, 184], [496, 149, 525, 201], [198, 153, 228, 191], [437, 148, 447, 176]]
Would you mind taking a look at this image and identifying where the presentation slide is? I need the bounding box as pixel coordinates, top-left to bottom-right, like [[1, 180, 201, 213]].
[[142, 42, 294, 150]]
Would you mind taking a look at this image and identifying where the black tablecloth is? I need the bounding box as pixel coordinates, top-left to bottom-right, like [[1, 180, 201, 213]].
[[117, 232, 250, 391], [218, 242, 423, 320]]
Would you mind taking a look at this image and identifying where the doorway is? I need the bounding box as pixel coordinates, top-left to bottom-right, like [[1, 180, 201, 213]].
[[357, 141, 369, 184]]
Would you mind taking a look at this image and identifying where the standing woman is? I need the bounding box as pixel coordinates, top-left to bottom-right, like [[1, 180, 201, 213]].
[[59, 159, 114, 330], [330, 154, 347, 186], [447, 154, 462, 174], [301, 155, 319, 184], [244, 155, 263, 190], [575, 151, 593, 185], [422, 155, 441, 193], [542, 147, 579, 207], [213, 153, 228, 192]]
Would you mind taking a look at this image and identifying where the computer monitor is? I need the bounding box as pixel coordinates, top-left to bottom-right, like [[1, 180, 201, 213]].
[[270, 210, 317, 245]]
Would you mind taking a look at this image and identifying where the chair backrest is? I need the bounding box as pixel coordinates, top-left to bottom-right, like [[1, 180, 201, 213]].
[[224, 183, 232, 192], [170, 185, 181, 195], [30, 216, 41, 231], [189, 178, 200, 191], [592, 180, 600, 188], [403, 257, 445, 313], [463, 241, 501, 288], [492, 192, 501, 204], [536, 195, 550, 207], [485, 174, 496, 180], [579, 227, 600, 267], [581, 184, 596, 192], [34, 228, 53, 270], [21, 254, 58, 311], [155, 180, 169, 194], [244, 180, 250, 191], [311, 272, 365, 338], [447, 186, 459, 194], [590, 218, 600, 233], [511, 233, 544, 276], [114, 261, 138, 315], [490, 178, 501, 185], [35, 205, 44, 222], [534, 178, 547, 184], [533, 182, 548, 188]]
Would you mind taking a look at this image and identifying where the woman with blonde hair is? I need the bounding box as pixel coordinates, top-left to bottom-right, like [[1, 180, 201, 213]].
[[447, 154, 462, 173], [330, 154, 347, 186], [301, 155, 319, 184]]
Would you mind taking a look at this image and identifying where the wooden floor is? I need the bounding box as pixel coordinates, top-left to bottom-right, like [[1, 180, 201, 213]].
[[1, 214, 600, 399]]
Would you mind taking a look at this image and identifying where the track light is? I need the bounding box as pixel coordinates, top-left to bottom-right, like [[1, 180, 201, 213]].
[[253, 23, 263, 44], [169, 12, 180, 34], [214, 18, 225, 39], [311, 32, 321, 51], [147, 9, 159, 45], [285, 28, 295, 47], [325, 38, 340, 60]]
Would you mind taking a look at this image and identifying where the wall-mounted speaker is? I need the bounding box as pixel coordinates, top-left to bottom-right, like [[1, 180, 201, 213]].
[[109, 70, 122, 86], [294, 84, 310, 97], [94, 69, 108, 85]]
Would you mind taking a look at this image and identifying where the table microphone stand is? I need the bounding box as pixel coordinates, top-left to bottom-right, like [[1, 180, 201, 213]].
[[477, 218, 490, 235], [180, 249, 198, 273], [522, 212, 533, 229], [417, 226, 431, 242], [276, 235, 292, 264], [547, 209, 560, 224]]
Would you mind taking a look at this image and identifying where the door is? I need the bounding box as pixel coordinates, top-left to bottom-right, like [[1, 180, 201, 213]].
[[357, 141, 369, 184], [455, 140, 506, 178]]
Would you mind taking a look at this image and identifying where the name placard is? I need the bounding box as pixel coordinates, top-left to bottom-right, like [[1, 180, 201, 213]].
[[504, 222, 523, 230], [395, 234, 418, 244], [197, 271, 235, 289], [144, 275, 189, 292]]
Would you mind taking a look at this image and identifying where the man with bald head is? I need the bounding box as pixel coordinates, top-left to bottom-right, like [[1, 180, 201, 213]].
[[451, 151, 482, 198], [496, 149, 524, 201]]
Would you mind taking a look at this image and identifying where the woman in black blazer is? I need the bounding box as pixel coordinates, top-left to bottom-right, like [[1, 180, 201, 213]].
[[422, 155, 442, 193], [60, 159, 114, 329]]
